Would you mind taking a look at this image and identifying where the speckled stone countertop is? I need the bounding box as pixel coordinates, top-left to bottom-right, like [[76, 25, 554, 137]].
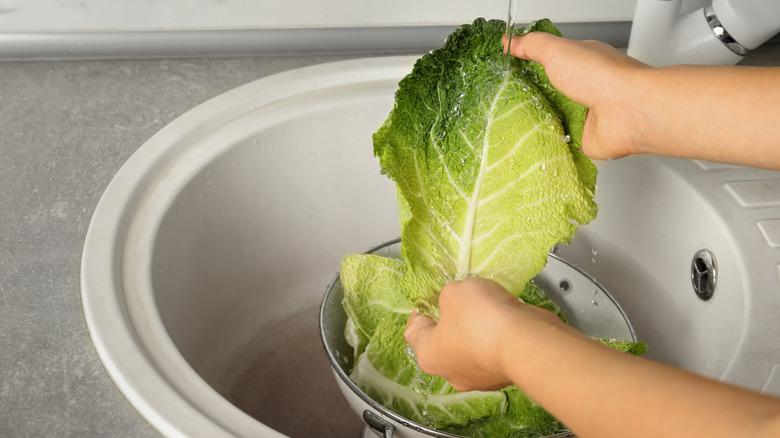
[[1, 44, 778, 437], [0, 53, 366, 437]]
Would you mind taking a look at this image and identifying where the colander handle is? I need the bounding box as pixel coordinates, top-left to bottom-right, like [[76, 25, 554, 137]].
[[363, 410, 394, 438]]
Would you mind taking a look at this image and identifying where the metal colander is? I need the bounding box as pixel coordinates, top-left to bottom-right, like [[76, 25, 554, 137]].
[[320, 239, 637, 438]]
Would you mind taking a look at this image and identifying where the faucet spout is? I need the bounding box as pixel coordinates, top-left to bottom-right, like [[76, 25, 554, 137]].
[[627, 0, 780, 67]]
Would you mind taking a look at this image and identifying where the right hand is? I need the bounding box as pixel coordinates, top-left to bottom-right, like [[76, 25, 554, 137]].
[[504, 32, 650, 162], [404, 277, 566, 392]]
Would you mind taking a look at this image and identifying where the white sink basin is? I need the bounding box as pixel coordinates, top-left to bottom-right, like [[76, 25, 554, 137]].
[[81, 56, 780, 437]]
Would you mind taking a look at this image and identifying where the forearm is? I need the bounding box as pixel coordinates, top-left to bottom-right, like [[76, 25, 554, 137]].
[[503, 320, 780, 438], [630, 65, 780, 170]]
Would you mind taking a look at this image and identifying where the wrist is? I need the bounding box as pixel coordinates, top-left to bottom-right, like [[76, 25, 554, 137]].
[[495, 309, 568, 389], [627, 66, 666, 157], [581, 62, 654, 160], [613, 64, 658, 157]]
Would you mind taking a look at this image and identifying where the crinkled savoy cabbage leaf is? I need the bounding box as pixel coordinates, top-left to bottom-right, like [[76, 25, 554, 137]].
[[373, 18, 597, 312], [339, 18, 641, 437]]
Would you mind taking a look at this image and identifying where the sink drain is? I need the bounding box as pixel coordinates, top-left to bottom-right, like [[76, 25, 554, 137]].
[[691, 249, 717, 301]]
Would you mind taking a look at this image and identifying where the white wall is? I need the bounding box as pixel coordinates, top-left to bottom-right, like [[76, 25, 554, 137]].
[[0, 0, 638, 32]]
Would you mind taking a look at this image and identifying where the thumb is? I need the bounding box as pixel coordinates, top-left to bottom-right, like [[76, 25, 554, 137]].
[[404, 310, 441, 376], [404, 310, 436, 348], [503, 31, 561, 64]]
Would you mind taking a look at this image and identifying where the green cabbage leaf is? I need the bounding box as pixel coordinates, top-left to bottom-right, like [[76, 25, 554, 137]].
[[373, 17, 597, 314]]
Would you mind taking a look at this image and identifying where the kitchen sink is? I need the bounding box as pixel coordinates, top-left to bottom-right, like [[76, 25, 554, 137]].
[[81, 56, 780, 437]]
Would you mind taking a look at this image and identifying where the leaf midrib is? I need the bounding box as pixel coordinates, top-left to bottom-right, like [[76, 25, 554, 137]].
[[454, 71, 513, 280]]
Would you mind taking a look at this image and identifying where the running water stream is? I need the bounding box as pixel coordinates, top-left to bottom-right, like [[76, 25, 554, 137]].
[[504, 0, 518, 68], [405, 344, 434, 427]]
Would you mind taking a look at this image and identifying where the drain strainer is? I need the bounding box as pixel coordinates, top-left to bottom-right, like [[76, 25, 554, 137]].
[[691, 249, 717, 301]]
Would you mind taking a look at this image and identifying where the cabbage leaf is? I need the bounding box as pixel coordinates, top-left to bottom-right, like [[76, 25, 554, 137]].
[[373, 18, 597, 314]]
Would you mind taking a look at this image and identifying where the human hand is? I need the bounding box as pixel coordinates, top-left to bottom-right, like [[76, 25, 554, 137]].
[[503, 32, 650, 161], [404, 277, 565, 392]]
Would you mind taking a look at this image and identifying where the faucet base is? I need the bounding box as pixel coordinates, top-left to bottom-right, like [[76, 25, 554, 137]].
[[628, 1, 744, 67]]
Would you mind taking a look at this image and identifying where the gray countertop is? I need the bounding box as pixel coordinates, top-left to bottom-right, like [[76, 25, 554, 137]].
[[1, 44, 778, 437], [0, 53, 365, 437]]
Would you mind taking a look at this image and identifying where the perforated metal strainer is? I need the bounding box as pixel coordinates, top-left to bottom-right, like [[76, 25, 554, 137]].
[[320, 239, 638, 438]]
